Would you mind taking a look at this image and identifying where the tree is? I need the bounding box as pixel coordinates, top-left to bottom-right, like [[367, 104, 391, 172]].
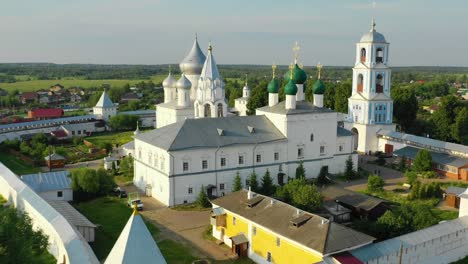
[[405, 171, 417, 185], [232, 172, 242, 192], [398, 157, 407, 172], [452, 107, 468, 144], [316, 166, 328, 185], [344, 155, 355, 180], [431, 95, 459, 141], [0, 207, 50, 263], [246, 80, 269, 115], [413, 149, 433, 173], [70, 168, 115, 196], [197, 185, 210, 208], [323, 83, 335, 109], [247, 172, 259, 192], [120, 155, 134, 178], [108, 114, 139, 131], [295, 161, 305, 179], [391, 88, 418, 131], [367, 175, 385, 193], [261, 170, 275, 196], [334, 81, 351, 113], [292, 184, 323, 212]]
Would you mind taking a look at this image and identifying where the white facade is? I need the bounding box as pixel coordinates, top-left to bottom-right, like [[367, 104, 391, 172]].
[[39, 189, 73, 202], [234, 82, 250, 116], [345, 20, 396, 153], [93, 91, 117, 122]]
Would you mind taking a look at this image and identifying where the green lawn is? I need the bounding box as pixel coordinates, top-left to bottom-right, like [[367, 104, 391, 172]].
[[0, 152, 41, 175], [73, 196, 158, 260], [86, 131, 135, 147]]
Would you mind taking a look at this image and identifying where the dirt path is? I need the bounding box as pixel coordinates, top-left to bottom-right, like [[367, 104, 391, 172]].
[[122, 185, 233, 261]]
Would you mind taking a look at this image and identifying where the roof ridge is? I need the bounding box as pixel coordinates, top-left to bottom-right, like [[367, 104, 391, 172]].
[[167, 119, 188, 151]]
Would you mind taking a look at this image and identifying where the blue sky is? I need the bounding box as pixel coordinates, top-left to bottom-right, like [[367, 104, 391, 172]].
[[1, 0, 467, 66]]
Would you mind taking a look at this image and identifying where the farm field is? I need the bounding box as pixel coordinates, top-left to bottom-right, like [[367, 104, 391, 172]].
[[86, 131, 135, 147], [0, 152, 41, 175], [0, 75, 166, 92]]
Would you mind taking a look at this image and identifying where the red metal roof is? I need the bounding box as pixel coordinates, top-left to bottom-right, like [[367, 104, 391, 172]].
[[21, 92, 38, 100], [333, 252, 364, 264], [51, 130, 68, 138], [29, 108, 64, 118]]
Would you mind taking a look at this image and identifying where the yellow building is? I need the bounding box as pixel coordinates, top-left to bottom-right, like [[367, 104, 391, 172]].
[[211, 190, 374, 264]]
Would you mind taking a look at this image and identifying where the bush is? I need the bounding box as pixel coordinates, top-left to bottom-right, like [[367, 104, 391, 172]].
[[413, 149, 433, 172], [70, 168, 115, 198], [232, 172, 242, 192], [275, 178, 322, 212], [405, 171, 418, 185], [295, 161, 305, 179], [316, 166, 328, 185], [108, 114, 139, 131], [345, 155, 355, 180], [367, 175, 385, 193], [408, 181, 442, 200]]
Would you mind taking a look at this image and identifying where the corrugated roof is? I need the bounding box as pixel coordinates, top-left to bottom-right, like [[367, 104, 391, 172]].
[[47, 200, 96, 228], [378, 130, 468, 155], [44, 152, 66, 161], [135, 115, 286, 151], [95, 91, 114, 108], [445, 186, 467, 196], [320, 186, 387, 212], [21, 170, 71, 192], [393, 146, 468, 168], [30, 108, 64, 118], [104, 213, 167, 264], [351, 216, 468, 262], [0, 115, 96, 132], [257, 100, 334, 116], [212, 190, 374, 255], [118, 110, 155, 116]]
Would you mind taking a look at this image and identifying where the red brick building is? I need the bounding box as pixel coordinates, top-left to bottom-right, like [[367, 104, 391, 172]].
[[45, 153, 66, 169]]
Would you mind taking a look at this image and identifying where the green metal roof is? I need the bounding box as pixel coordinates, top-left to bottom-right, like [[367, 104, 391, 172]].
[[284, 79, 298, 95], [267, 78, 279, 93], [393, 146, 468, 168], [313, 79, 326, 94]]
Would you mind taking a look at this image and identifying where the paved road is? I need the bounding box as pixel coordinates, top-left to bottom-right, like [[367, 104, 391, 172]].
[[121, 185, 233, 261]]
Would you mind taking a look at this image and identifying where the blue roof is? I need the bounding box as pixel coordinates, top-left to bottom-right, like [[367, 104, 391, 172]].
[[0, 115, 95, 133], [337, 127, 353, 137], [21, 171, 71, 192], [118, 110, 155, 116], [394, 146, 468, 168]]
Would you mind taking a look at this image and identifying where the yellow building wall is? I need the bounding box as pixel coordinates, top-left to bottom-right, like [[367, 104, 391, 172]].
[[251, 225, 322, 264], [216, 213, 249, 238]]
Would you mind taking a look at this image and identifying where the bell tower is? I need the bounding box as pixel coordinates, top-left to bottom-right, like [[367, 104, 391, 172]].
[[345, 19, 396, 153]]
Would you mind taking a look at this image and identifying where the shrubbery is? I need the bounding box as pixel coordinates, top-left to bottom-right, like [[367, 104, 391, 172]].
[[367, 175, 385, 193], [70, 168, 115, 200]]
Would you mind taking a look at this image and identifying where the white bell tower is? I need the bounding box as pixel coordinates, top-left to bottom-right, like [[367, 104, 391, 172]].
[[345, 19, 396, 153]]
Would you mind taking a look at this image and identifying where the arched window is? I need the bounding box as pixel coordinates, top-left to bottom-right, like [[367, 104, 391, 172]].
[[360, 48, 366, 63], [357, 74, 364, 93], [376, 48, 384, 63], [376, 74, 384, 93], [204, 104, 211, 117], [217, 103, 223, 117], [310, 133, 314, 142]]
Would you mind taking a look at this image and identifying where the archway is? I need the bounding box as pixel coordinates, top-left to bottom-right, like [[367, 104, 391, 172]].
[[360, 48, 366, 63], [204, 104, 211, 117], [357, 74, 364, 93], [376, 48, 383, 63], [351, 128, 359, 151], [376, 74, 384, 93]]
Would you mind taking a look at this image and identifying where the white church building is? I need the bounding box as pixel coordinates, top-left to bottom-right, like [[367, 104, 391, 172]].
[[133, 36, 357, 206]]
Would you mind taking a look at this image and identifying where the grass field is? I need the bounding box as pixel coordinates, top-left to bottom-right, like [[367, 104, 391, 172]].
[[86, 131, 135, 147], [0, 75, 167, 92], [0, 152, 41, 175]]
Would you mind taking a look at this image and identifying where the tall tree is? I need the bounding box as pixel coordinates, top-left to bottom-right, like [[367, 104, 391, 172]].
[[248, 171, 259, 192], [324, 82, 336, 109], [392, 88, 418, 131], [413, 149, 433, 173], [232, 172, 242, 192], [197, 185, 210, 208], [246, 80, 269, 115], [344, 155, 355, 180], [295, 161, 305, 179], [334, 81, 351, 113], [316, 166, 328, 185], [431, 95, 459, 141], [452, 107, 468, 144], [261, 169, 275, 196]]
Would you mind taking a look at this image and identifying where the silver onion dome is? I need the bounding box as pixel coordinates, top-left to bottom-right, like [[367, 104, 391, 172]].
[[360, 18, 386, 43], [162, 72, 176, 88], [176, 74, 191, 90], [179, 36, 206, 75]]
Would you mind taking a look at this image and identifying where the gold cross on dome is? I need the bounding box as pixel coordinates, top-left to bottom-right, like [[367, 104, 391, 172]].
[[289, 63, 294, 79], [292, 41, 300, 63], [272, 64, 277, 78], [317, 62, 323, 79]]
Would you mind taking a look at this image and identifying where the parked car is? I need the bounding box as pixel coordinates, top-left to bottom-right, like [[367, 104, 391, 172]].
[[113, 187, 128, 198], [127, 192, 143, 211]]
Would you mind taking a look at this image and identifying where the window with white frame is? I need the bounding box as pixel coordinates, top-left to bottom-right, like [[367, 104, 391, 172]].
[[188, 187, 193, 194], [274, 152, 279, 161], [297, 148, 304, 158], [219, 183, 225, 190], [256, 154, 262, 163], [220, 157, 226, 167], [238, 155, 244, 165], [339, 145, 343, 152], [183, 162, 189, 171], [202, 160, 208, 170], [320, 146, 325, 155]]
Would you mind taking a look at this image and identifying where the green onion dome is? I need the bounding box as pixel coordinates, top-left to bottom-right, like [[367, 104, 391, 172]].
[[284, 79, 298, 95], [284, 64, 307, 85], [312, 79, 326, 94], [267, 78, 279, 93]]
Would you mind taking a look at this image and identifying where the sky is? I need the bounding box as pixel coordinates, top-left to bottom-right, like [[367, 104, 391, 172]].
[[1, 0, 467, 66]]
